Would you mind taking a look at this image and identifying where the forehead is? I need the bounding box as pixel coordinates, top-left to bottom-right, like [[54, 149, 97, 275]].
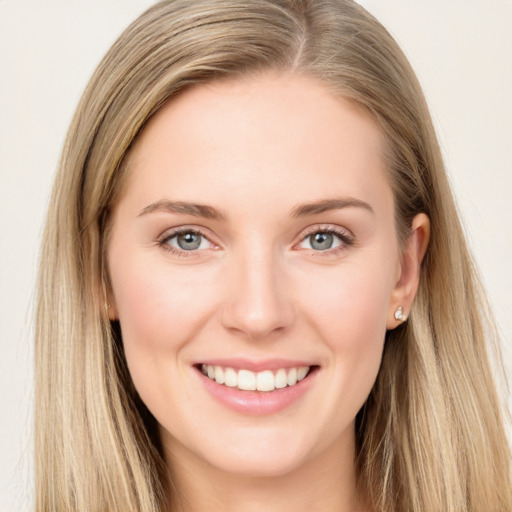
[[120, 72, 392, 222]]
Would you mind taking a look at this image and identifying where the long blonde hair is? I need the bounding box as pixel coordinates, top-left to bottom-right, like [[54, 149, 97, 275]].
[[35, 1, 511, 510]]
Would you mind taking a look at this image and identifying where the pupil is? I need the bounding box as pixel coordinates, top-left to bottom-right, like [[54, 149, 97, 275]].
[[311, 232, 333, 251], [177, 232, 201, 250]]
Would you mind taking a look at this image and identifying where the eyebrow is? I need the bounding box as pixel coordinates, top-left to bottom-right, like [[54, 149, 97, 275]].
[[138, 197, 374, 221], [138, 200, 227, 221], [289, 197, 374, 218]]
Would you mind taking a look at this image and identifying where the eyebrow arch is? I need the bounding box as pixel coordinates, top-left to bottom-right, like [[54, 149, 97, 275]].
[[289, 197, 374, 218], [138, 200, 227, 221]]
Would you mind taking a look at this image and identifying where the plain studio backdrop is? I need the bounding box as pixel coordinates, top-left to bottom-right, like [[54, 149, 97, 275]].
[[0, 1, 511, 510]]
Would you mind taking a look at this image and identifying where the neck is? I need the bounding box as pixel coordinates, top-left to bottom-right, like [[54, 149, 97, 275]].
[[163, 426, 368, 512]]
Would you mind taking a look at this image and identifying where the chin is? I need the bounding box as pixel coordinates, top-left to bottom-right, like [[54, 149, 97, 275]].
[[180, 424, 318, 478], [205, 447, 310, 478]]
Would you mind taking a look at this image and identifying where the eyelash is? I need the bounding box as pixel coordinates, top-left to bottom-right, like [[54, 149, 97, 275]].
[[157, 225, 355, 258], [157, 227, 210, 258], [299, 225, 354, 255]]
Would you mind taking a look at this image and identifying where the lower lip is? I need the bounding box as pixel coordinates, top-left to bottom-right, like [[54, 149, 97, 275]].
[[195, 367, 318, 416]]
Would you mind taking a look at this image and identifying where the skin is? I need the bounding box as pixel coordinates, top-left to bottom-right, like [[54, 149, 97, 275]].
[[107, 72, 429, 512]]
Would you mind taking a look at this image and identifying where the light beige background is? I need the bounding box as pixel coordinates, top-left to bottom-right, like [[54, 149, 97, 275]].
[[1, 1, 510, 510]]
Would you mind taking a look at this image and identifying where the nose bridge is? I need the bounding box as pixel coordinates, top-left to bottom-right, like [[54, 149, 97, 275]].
[[221, 239, 295, 340]]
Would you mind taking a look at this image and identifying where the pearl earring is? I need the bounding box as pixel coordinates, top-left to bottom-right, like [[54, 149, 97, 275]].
[[394, 305, 406, 321]]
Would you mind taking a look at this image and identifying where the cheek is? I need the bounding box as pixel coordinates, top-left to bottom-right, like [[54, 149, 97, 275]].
[[300, 259, 392, 345], [109, 251, 218, 364], [108, 254, 223, 416], [297, 256, 394, 406]]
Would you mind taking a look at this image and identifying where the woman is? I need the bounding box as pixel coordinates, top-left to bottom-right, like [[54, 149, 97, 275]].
[[35, 1, 512, 511]]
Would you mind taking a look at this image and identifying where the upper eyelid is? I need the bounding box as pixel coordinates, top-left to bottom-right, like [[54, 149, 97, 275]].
[[159, 225, 217, 243], [300, 224, 353, 237]]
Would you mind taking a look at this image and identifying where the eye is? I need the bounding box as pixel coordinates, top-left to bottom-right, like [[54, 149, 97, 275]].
[[158, 228, 216, 256], [305, 232, 338, 251], [297, 226, 354, 253], [171, 231, 207, 251]]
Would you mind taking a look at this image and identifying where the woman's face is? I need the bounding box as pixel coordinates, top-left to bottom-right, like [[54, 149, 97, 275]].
[[107, 73, 413, 478]]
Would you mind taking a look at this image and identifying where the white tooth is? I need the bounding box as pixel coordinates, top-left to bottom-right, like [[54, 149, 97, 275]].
[[256, 370, 275, 392], [214, 366, 225, 384], [224, 367, 238, 387], [275, 368, 288, 389], [287, 367, 298, 386], [297, 366, 310, 381], [238, 369, 256, 391], [203, 364, 308, 390]]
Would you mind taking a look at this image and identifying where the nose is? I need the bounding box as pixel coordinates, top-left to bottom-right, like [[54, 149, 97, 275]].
[[220, 245, 296, 341]]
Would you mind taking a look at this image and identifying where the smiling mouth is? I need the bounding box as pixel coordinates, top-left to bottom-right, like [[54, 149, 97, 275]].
[[196, 364, 319, 393]]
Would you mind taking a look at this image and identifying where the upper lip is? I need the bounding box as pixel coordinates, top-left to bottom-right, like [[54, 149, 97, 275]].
[[194, 358, 318, 372]]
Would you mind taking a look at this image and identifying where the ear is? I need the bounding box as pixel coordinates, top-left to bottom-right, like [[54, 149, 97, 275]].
[[106, 286, 119, 321], [387, 213, 430, 329], [97, 277, 119, 321]]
